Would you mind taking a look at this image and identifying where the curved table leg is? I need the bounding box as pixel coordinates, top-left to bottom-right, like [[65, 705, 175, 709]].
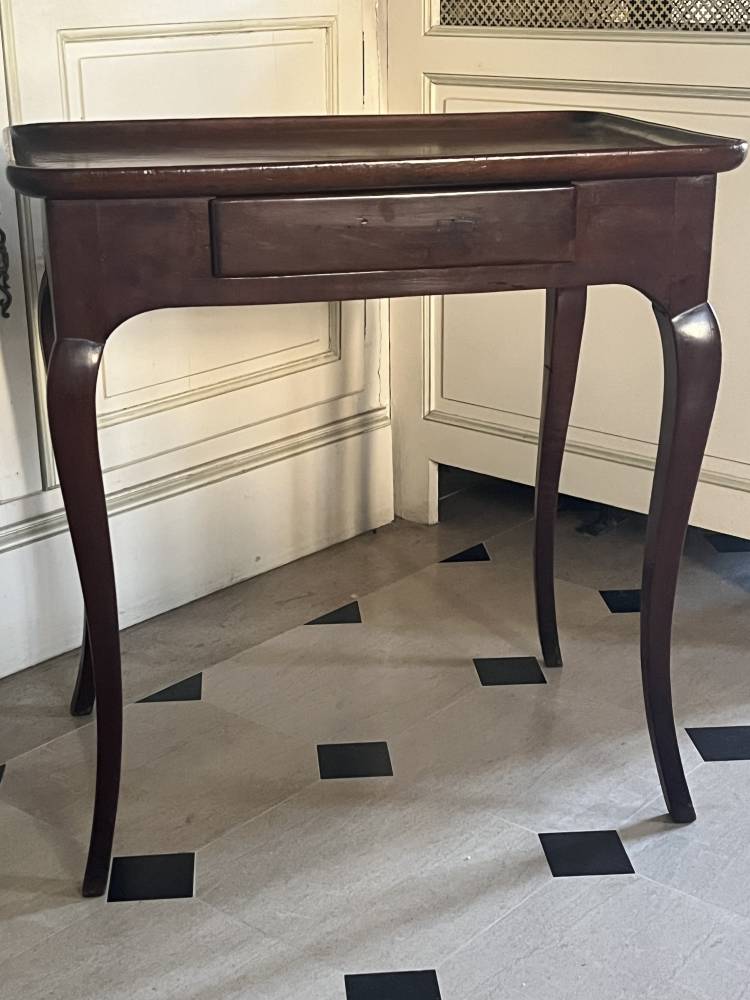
[[39, 273, 96, 718], [642, 302, 721, 823], [534, 287, 587, 668], [47, 337, 122, 896]]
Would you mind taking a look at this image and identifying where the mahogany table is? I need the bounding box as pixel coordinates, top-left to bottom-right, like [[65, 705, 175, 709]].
[[6, 111, 746, 898]]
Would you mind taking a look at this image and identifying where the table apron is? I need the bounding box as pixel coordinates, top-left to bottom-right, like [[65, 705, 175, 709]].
[[42, 175, 716, 339]]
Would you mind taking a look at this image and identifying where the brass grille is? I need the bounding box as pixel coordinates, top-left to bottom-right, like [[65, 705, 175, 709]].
[[439, 1, 750, 31]]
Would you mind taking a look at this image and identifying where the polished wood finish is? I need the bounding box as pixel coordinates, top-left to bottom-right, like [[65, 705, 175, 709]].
[[6, 111, 745, 897], [45, 336, 121, 898], [211, 186, 576, 277], [38, 273, 95, 718], [642, 301, 722, 823], [8, 111, 745, 199], [534, 287, 587, 669]]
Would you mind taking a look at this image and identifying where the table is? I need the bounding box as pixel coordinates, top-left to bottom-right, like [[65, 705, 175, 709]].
[[7, 111, 746, 898]]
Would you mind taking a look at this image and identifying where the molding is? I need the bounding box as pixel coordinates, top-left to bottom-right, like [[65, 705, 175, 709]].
[[61, 14, 341, 431], [0, 406, 389, 555], [425, 0, 440, 35], [426, 408, 750, 494], [427, 24, 750, 46], [54, 14, 340, 43], [423, 72, 750, 110], [422, 290, 541, 427], [425, 0, 750, 46], [0, 0, 57, 487], [423, 292, 439, 420], [368, 0, 389, 113], [97, 303, 343, 428], [14, 194, 57, 488], [421, 72, 750, 487], [0, 0, 21, 120], [4, 12, 343, 490], [57, 15, 340, 119]]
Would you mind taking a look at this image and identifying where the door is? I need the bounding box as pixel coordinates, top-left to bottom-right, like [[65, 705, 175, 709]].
[[388, 0, 750, 535], [0, 0, 391, 678]]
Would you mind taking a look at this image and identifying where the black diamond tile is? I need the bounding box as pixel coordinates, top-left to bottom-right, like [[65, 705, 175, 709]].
[[687, 726, 750, 761], [345, 971, 442, 999], [474, 656, 546, 686], [600, 589, 641, 614], [307, 600, 362, 625], [539, 831, 634, 877], [139, 673, 203, 703], [317, 741, 393, 779], [107, 852, 195, 902], [441, 542, 491, 563], [705, 531, 750, 553]]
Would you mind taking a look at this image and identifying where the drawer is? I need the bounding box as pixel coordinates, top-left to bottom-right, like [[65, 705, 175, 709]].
[[211, 186, 576, 279]]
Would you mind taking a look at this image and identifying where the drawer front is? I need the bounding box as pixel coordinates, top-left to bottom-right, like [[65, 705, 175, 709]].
[[211, 186, 576, 279]]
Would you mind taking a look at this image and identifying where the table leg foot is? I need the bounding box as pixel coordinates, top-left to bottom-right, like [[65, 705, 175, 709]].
[[669, 800, 697, 825], [47, 337, 122, 898], [642, 301, 721, 823], [82, 867, 111, 898], [534, 287, 587, 668], [70, 618, 95, 717]]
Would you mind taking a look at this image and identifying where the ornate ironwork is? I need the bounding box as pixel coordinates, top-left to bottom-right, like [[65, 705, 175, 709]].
[[0, 227, 11, 318], [440, 0, 750, 32]]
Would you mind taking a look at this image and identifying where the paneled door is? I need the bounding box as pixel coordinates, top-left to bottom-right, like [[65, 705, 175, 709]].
[[389, 0, 750, 535], [0, 0, 391, 678]]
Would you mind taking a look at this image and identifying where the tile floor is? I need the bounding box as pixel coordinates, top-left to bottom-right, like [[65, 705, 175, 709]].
[[1, 475, 749, 999]]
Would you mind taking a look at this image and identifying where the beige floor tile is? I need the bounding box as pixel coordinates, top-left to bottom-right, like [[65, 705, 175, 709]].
[[438, 875, 750, 1000], [622, 761, 750, 921], [217, 942, 347, 1000], [0, 801, 94, 965], [360, 559, 610, 661], [1, 701, 315, 857], [201, 781, 551, 970], [538, 610, 750, 732], [0, 649, 89, 765], [0, 897, 277, 1000], [203, 623, 476, 743], [111, 719, 313, 857], [386, 682, 703, 832]]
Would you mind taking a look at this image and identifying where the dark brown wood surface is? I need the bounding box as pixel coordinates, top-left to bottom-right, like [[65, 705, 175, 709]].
[[5, 111, 746, 897], [534, 287, 587, 669], [211, 186, 576, 277], [7, 110, 746, 199]]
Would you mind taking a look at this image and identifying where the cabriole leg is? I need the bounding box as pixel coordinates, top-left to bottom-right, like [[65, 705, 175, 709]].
[[533, 287, 587, 668], [39, 272, 96, 718], [642, 301, 721, 822], [46, 337, 122, 895]]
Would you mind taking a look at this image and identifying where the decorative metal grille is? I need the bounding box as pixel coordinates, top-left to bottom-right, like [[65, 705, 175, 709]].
[[439, 1, 750, 32]]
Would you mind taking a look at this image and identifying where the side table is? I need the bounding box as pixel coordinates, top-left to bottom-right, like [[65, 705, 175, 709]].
[[7, 110, 746, 896]]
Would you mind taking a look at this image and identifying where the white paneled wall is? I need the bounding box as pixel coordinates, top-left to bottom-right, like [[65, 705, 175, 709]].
[[0, 0, 392, 678], [389, 1, 750, 533]]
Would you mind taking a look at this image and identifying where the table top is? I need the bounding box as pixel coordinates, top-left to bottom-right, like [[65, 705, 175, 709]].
[[6, 111, 746, 200]]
